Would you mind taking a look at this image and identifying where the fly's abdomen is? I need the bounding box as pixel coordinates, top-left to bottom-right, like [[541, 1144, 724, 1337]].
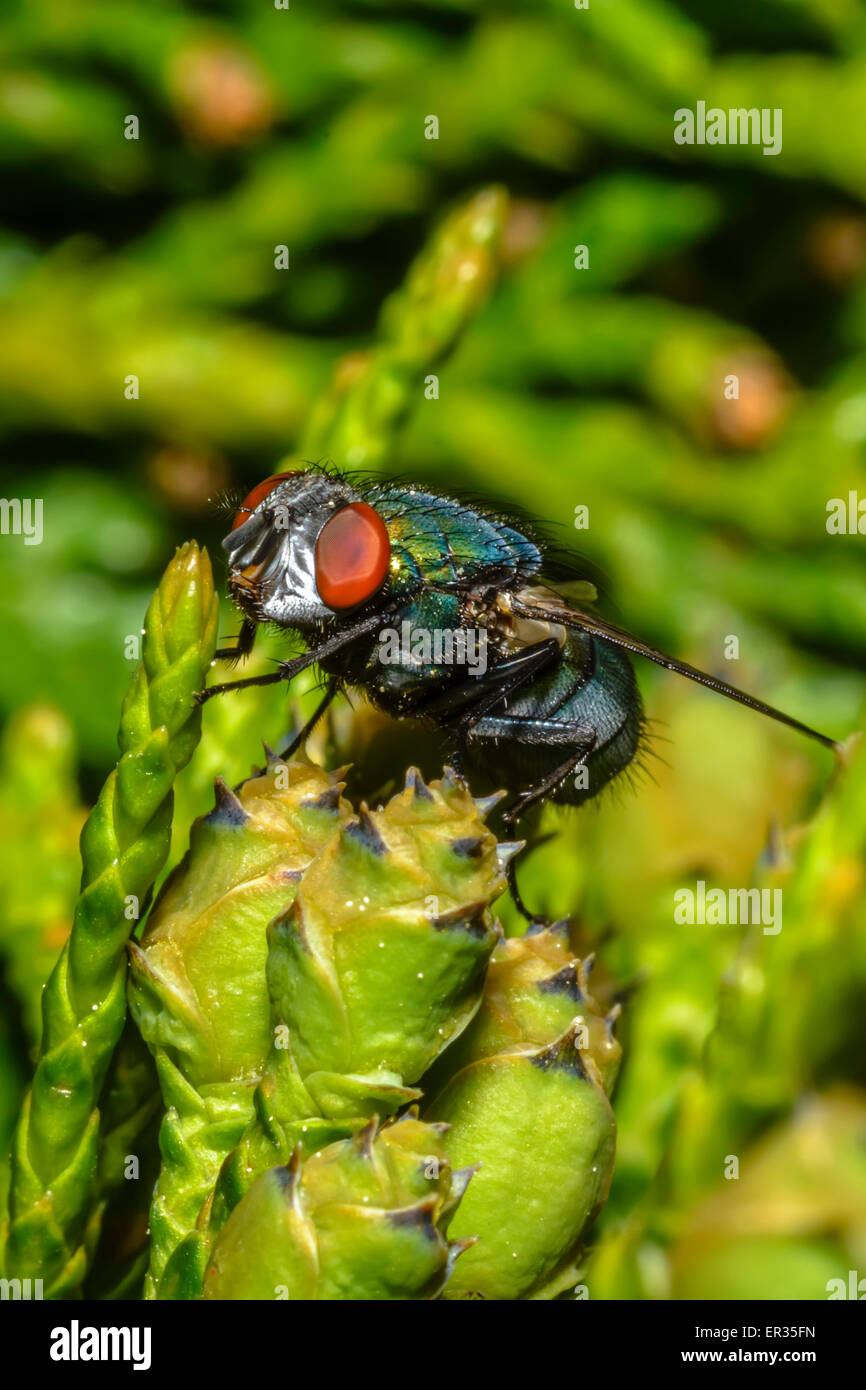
[[467, 635, 642, 805]]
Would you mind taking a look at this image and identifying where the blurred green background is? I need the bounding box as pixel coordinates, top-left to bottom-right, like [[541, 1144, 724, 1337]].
[[1, 0, 866, 1300]]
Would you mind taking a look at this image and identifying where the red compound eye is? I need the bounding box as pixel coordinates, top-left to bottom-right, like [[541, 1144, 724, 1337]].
[[315, 503, 390, 609], [232, 472, 298, 530]]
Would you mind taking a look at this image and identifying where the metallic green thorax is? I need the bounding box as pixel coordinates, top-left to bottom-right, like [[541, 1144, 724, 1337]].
[[338, 485, 541, 701], [371, 486, 540, 596]]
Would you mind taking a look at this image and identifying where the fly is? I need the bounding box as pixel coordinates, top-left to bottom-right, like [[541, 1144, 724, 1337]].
[[199, 466, 840, 921]]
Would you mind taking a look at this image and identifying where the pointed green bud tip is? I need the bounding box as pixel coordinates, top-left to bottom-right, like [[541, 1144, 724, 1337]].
[[346, 805, 389, 856], [450, 835, 485, 860], [206, 777, 250, 827], [302, 784, 343, 813], [404, 766, 433, 800], [202, 1118, 472, 1300], [431, 900, 490, 939], [148, 540, 219, 672], [526, 915, 570, 939], [537, 960, 581, 998], [473, 790, 506, 819], [531, 1021, 590, 1077], [353, 1117, 378, 1160], [495, 840, 525, 872]]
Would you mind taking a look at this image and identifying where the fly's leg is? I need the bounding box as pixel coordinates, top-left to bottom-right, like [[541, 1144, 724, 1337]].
[[421, 640, 571, 920], [235, 679, 339, 789], [195, 667, 286, 703], [213, 618, 258, 664], [451, 643, 562, 779], [418, 639, 563, 780], [279, 679, 338, 760], [500, 735, 598, 925], [196, 605, 401, 705]]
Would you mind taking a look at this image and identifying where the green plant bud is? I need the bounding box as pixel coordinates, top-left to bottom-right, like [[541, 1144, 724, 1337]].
[[6, 541, 218, 1298], [426, 922, 621, 1100], [202, 1114, 474, 1300], [129, 755, 352, 1088], [425, 1021, 616, 1300], [127, 755, 352, 1296], [201, 768, 507, 1266], [265, 768, 503, 1124]]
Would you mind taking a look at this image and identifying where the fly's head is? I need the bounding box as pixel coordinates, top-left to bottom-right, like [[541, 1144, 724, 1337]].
[[222, 470, 392, 629]]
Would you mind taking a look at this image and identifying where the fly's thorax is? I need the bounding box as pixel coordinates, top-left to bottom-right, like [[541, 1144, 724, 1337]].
[[368, 485, 543, 592]]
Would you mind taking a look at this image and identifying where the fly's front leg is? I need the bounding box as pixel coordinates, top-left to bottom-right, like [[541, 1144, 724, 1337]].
[[213, 618, 258, 664], [195, 666, 286, 704], [196, 602, 412, 706]]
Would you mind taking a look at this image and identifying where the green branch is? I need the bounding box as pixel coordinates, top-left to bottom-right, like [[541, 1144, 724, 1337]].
[[4, 542, 218, 1297]]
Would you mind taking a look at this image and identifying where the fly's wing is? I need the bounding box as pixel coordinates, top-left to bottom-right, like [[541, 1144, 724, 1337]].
[[549, 578, 598, 604], [509, 590, 839, 753]]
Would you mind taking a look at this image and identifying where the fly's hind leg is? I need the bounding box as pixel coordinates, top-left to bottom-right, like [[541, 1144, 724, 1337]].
[[418, 639, 562, 781], [499, 733, 598, 926]]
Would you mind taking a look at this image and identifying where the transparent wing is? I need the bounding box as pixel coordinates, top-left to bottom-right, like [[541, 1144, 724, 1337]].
[[510, 591, 839, 753]]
